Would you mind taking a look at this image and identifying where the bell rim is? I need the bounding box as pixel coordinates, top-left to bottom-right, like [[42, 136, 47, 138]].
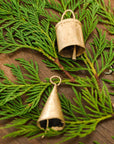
[[59, 45, 85, 58], [37, 118, 65, 130], [55, 18, 81, 29]]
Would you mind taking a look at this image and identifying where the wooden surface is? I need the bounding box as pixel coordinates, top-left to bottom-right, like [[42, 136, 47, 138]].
[[0, 0, 114, 144]]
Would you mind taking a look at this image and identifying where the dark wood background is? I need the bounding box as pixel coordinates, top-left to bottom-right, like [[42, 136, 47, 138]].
[[0, 0, 114, 144]]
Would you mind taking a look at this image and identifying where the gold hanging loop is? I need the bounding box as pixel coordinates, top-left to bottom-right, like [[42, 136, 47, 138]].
[[50, 75, 61, 86], [61, 9, 75, 21]]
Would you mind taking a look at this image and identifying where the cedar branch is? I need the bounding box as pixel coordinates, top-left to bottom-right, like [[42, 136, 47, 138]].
[[54, 58, 75, 82]]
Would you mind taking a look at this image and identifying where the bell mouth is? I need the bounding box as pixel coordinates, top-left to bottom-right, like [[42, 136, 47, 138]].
[[38, 118, 65, 131], [59, 45, 85, 58]]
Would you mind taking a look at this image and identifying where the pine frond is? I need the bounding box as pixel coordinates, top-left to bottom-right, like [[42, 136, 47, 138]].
[[0, 0, 113, 143], [61, 0, 84, 12], [1, 117, 30, 129], [0, 63, 113, 143], [36, 85, 113, 143], [78, 142, 84, 144], [0, 69, 13, 84], [0, 0, 57, 59], [43, 57, 88, 72], [102, 67, 114, 95], [3, 124, 40, 138], [45, 0, 64, 13], [95, 0, 114, 34], [93, 141, 101, 144], [16, 58, 40, 83], [37, 0, 89, 23], [61, 119, 98, 142], [107, 25, 114, 34], [0, 20, 57, 58], [103, 79, 114, 87], [0, 0, 19, 17], [0, 58, 50, 112], [0, 97, 26, 120], [60, 94, 77, 121], [0, 0, 45, 27], [82, 3, 99, 42], [0, 96, 40, 120], [86, 28, 114, 76], [65, 76, 95, 88]]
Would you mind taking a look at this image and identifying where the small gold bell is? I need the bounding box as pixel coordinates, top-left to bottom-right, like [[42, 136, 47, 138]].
[[55, 9, 85, 60], [37, 76, 65, 131]]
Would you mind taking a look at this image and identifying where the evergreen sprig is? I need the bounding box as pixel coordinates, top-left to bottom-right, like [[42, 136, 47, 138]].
[[0, 58, 50, 114], [86, 28, 114, 76], [95, 0, 114, 34], [102, 67, 114, 95], [0, 59, 113, 143], [0, 0, 114, 144]]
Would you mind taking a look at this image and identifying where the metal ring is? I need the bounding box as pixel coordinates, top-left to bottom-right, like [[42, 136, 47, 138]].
[[61, 9, 75, 21], [104, 65, 113, 75], [50, 75, 61, 86]]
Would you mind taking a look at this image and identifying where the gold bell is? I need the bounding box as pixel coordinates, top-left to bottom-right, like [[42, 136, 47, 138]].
[[37, 76, 65, 131], [55, 9, 85, 60]]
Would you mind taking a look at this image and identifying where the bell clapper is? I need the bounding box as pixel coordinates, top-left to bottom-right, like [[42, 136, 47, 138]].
[[41, 119, 49, 139], [104, 65, 113, 75], [46, 119, 49, 130], [41, 129, 46, 139], [41, 134, 45, 139], [72, 45, 76, 60]]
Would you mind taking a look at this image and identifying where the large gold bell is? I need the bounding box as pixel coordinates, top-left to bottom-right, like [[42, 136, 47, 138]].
[[55, 9, 85, 60], [37, 76, 65, 131]]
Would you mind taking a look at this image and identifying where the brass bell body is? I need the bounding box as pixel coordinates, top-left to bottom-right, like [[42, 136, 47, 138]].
[[37, 84, 65, 131], [55, 9, 85, 60]]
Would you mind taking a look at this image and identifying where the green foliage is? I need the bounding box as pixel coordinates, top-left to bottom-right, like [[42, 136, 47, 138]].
[[102, 67, 114, 95], [0, 59, 113, 143], [93, 141, 101, 144], [107, 25, 114, 34], [95, 0, 114, 34], [40, 0, 84, 22], [82, 3, 99, 42], [103, 78, 114, 88], [93, 141, 107, 144], [86, 28, 114, 76], [0, 58, 50, 114], [43, 57, 87, 72], [0, 0, 114, 144], [0, 0, 57, 59], [0, 20, 57, 58], [36, 85, 113, 143], [44, 29, 114, 76], [3, 124, 40, 138]]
